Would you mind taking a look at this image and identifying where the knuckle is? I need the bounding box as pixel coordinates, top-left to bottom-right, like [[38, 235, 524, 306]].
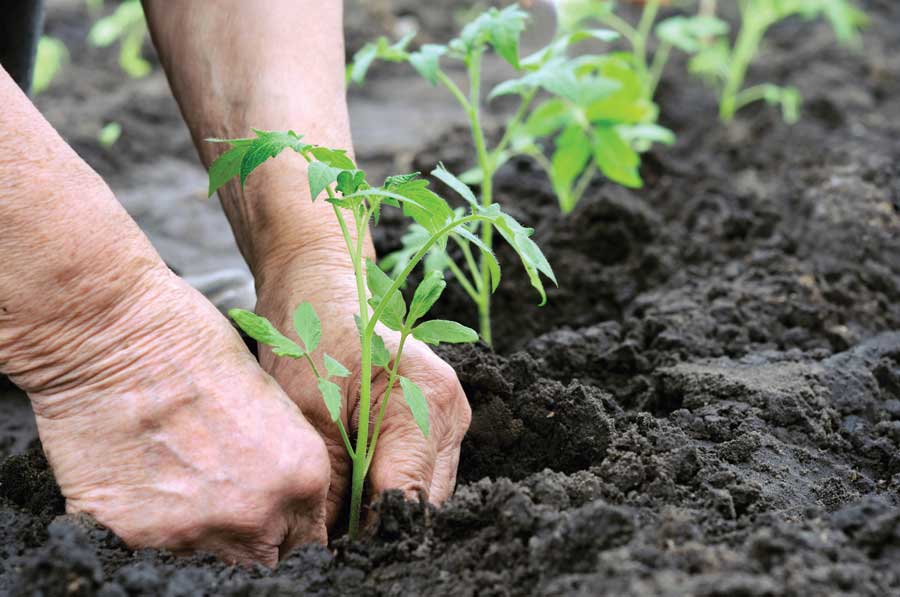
[[280, 432, 331, 503]]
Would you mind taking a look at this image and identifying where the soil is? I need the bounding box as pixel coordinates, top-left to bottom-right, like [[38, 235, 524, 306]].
[[2, 0, 900, 595]]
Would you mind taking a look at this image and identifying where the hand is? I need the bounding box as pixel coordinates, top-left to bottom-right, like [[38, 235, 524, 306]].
[[17, 263, 331, 567], [254, 253, 472, 527]]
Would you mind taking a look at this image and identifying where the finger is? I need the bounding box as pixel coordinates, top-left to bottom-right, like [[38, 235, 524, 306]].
[[279, 500, 328, 561], [366, 382, 438, 502], [429, 440, 462, 504]]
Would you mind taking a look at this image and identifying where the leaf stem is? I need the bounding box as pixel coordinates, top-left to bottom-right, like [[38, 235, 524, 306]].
[[363, 331, 410, 475], [445, 254, 481, 303], [646, 41, 671, 100], [452, 233, 484, 294], [303, 352, 356, 459], [720, 4, 769, 122], [466, 51, 495, 346], [365, 215, 484, 340], [493, 87, 538, 159]]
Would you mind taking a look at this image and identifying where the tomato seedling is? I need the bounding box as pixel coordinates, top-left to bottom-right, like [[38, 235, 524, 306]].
[[350, 3, 669, 342], [686, 0, 865, 122], [206, 129, 554, 538]]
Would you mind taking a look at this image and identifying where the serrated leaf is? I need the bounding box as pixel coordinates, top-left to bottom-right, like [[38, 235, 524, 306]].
[[207, 144, 250, 197], [391, 179, 454, 236], [324, 354, 351, 378], [239, 130, 309, 185], [336, 170, 366, 195], [493, 212, 557, 305], [308, 161, 342, 200], [452, 226, 501, 292], [366, 259, 406, 330], [592, 125, 642, 188], [384, 172, 422, 188], [551, 124, 593, 213], [523, 98, 571, 137], [310, 146, 357, 170], [656, 16, 730, 54], [317, 378, 343, 422], [399, 377, 430, 438], [410, 44, 447, 86], [293, 302, 322, 354], [459, 4, 528, 68], [372, 332, 391, 368], [349, 34, 415, 84], [228, 309, 304, 358], [431, 164, 479, 208], [555, 0, 615, 32], [408, 270, 447, 324], [412, 320, 479, 345]]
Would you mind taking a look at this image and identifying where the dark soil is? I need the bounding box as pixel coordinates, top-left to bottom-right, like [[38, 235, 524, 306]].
[[2, 1, 900, 595]]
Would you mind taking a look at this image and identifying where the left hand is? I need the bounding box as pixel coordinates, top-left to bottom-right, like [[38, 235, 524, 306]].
[[253, 251, 472, 528]]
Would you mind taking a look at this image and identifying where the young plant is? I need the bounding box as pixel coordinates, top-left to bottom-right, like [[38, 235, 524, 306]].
[[206, 129, 554, 538], [554, 1, 723, 102], [350, 3, 669, 342], [88, 0, 152, 79], [685, 0, 866, 122]]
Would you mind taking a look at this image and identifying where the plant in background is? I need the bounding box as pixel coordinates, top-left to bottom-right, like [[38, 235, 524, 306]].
[[350, 3, 668, 343], [685, 0, 865, 122], [32, 36, 69, 95], [557, 0, 864, 123], [88, 0, 151, 79], [206, 129, 554, 538]]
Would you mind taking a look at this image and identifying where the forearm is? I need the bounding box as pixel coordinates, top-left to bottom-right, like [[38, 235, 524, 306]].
[[0, 68, 167, 391], [143, 0, 371, 282]]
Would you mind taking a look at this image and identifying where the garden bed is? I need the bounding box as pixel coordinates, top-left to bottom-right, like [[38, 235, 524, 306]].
[[1, 1, 899, 595]]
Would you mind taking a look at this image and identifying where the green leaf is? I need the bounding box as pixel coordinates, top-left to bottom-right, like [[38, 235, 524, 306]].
[[592, 125, 642, 188], [391, 178, 455, 236], [550, 124, 593, 213], [372, 332, 391, 368], [399, 377, 430, 438], [366, 259, 406, 331], [98, 122, 122, 148], [408, 271, 447, 324], [87, 1, 144, 47], [310, 146, 357, 170], [493, 212, 557, 305], [317, 378, 343, 422], [412, 320, 479, 345], [349, 43, 378, 85], [688, 39, 731, 82], [228, 309, 304, 358], [239, 130, 309, 185], [555, 0, 615, 32], [336, 170, 366, 195], [452, 225, 501, 292], [384, 172, 422, 188], [656, 16, 730, 53], [431, 164, 479, 208], [523, 98, 571, 138], [582, 55, 654, 123], [459, 4, 528, 68], [292, 302, 322, 354], [32, 36, 68, 95], [324, 354, 351, 378], [489, 57, 620, 106], [410, 44, 447, 85], [348, 33, 415, 85], [308, 161, 342, 200], [208, 144, 251, 197]]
